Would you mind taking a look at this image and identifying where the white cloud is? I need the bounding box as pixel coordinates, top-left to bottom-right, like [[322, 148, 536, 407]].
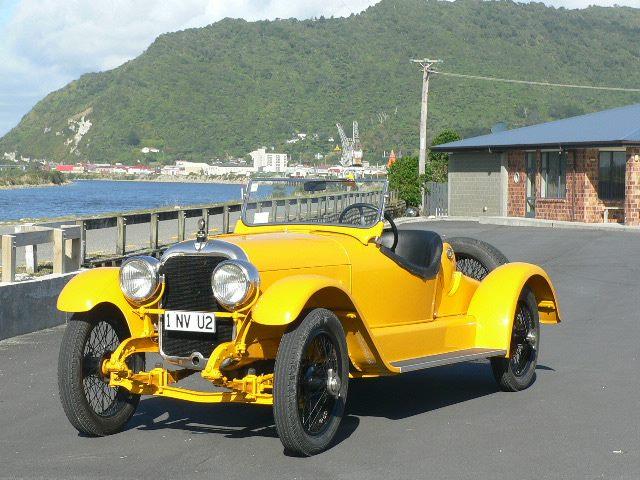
[[0, 0, 639, 136]]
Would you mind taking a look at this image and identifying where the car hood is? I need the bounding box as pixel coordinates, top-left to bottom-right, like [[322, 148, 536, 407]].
[[221, 232, 351, 272]]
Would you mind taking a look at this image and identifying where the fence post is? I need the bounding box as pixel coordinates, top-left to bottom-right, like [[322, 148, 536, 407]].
[[76, 219, 86, 265], [271, 200, 277, 222], [65, 231, 81, 272], [201, 208, 209, 235], [53, 228, 65, 274], [116, 216, 126, 256], [1, 235, 16, 283], [150, 213, 159, 250], [285, 199, 291, 221], [222, 204, 230, 233], [15, 224, 37, 273], [178, 210, 186, 241], [296, 198, 302, 221]]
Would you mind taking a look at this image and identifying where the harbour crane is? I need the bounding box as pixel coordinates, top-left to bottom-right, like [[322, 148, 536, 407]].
[[335, 121, 363, 167]]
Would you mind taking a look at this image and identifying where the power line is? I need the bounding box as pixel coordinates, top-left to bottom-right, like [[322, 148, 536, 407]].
[[430, 70, 640, 93]]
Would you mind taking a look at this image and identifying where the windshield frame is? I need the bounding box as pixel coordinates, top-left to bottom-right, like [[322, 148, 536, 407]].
[[240, 177, 388, 229]]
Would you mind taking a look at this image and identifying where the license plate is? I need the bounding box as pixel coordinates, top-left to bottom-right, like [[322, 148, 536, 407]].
[[163, 310, 216, 333]]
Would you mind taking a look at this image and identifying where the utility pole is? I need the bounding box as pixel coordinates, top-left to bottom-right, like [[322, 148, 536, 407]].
[[411, 58, 441, 176]]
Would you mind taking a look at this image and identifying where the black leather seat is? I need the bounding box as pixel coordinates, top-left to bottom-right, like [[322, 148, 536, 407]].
[[379, 229, 443, 279]]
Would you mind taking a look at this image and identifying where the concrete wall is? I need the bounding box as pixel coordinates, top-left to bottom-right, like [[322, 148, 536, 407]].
[[448, 152, 504, 216], [0, 273, 75, 340]]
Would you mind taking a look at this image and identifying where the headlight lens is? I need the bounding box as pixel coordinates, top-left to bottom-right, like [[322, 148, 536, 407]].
[[119, 256, 161, 304], [211, 260, 259, 310]]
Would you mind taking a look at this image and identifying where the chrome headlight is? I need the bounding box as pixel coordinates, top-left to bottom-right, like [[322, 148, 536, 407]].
[[211, 260, 259, 310], [119, 256, 162, 304]]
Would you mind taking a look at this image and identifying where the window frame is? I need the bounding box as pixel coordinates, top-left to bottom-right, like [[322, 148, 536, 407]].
[[540, 151, 567, 199], [598, 151, 626, 201]]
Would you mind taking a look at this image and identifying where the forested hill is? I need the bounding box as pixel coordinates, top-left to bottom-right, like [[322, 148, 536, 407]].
[[2, 0, 640, 165]]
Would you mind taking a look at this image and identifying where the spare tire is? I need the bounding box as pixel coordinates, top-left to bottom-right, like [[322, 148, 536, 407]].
[[447, 237, 508, 281]]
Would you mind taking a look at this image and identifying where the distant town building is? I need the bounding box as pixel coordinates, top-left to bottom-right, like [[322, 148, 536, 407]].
[[249, 148, 288, 173], [160, 165, 181, 176], [56, 164, 85, 174], [140, 147, 160, 154], [207, 165, 253, 176], [175, 160, 210, 176]]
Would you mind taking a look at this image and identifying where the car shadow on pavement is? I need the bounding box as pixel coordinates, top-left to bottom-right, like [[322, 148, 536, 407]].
[[127, 396, 360, 453], [128, 399, 279, 439], [124, 360, 553, 448], [345, 361, 501, 420]]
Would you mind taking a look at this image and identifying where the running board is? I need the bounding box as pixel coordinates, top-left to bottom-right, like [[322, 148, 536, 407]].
[[391, 348, 507, 373]]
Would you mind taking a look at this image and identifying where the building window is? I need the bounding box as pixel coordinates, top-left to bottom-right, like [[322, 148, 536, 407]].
[[599, 151, 626, 200], [541, 151, 566, 199]]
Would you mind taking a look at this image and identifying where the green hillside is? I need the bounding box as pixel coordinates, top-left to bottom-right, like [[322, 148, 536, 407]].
[[2, 0, 640, 165]]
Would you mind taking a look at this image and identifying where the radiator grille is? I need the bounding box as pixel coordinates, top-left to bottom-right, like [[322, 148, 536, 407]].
[[160, 255, 233, 359], [162, 255, 223, 311]]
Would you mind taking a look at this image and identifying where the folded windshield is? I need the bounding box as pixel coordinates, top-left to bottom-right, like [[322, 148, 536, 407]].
[[242, 178, 387, 228]]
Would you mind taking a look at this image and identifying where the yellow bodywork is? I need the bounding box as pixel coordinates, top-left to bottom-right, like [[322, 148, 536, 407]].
[[58, 219, 561, 405]]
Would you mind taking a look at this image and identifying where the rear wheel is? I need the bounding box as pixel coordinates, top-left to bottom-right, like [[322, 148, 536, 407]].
[[448, 236, 508, 281], [58, 308, 144, 436], [490, 288, 540, 391], [273, 308, 349, 456]]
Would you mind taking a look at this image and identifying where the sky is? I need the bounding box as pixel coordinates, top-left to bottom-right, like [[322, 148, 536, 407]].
[[1, 0, 639, 137]]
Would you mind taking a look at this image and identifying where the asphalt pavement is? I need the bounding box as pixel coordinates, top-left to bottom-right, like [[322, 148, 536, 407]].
[[1, 220, 639, 479]]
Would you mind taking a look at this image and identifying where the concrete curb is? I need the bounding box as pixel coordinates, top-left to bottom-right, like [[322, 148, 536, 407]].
[[397, 215, 640, 233], [0, 272, 76, 340]]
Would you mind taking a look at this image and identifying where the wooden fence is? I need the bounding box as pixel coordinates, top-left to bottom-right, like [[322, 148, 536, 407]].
[[424, 182, 448, 217]]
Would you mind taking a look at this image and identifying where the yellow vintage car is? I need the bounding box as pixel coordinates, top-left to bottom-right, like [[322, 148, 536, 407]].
[[57, 178, 560, 456]]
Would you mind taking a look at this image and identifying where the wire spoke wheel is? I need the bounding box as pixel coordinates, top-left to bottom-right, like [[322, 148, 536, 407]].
[[510, 300, 538, 377], [81, 321, 121, 416], [456, 254, 490, 281], [490, 288, 540, 392], [274, 308, 348, 456], [297, 333, 339, 436], [58, 308, 144, 436]]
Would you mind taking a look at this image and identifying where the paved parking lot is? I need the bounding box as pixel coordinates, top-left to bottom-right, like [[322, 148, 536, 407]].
[[1, 220, 639, 479]]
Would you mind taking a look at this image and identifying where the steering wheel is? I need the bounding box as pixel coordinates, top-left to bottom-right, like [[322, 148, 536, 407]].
[[339, 203, 398, 251]]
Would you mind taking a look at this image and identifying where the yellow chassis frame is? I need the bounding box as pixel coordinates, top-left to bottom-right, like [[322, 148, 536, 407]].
[[102, 307, 274, 406]]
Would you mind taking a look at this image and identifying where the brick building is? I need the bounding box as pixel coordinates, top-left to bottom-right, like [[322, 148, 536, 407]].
[[433, 103, 640, 225]]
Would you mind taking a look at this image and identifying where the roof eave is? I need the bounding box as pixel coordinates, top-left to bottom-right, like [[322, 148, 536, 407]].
[[431, 140, 640, 153]]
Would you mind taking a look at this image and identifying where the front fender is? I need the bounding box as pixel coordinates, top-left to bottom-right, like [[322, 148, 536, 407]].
[[251, 275, 350, 326], [469, 262, 561, 355], [57, 268, 148, 337]]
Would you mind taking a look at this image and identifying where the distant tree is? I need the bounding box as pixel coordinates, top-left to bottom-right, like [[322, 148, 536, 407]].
[[426, 129, 461, 183], [387, 155, 423, 207], [126, 130, 140, 147]]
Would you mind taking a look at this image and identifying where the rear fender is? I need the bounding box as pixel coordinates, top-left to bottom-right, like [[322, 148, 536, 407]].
[[57, 268, 150, 337], [469, 262, 560, 355]]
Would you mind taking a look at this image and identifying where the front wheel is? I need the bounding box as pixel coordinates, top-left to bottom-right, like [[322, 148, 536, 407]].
[[57, 308, 144, 436], [490, 288, 540, 391], [273, 308, 349, 456]]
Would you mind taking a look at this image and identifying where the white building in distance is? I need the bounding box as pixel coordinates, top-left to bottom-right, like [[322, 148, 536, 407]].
[[249, 148, 288, 173]]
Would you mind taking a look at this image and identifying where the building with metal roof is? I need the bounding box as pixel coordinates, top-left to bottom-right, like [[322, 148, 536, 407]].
[[430, 103, 640, 225]]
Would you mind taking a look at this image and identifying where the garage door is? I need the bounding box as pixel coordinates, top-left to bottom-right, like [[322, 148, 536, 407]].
[[448, 152, 504, 217]]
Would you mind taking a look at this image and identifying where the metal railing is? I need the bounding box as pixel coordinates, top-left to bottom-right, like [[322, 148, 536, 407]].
[[1, 190, 403, 281]]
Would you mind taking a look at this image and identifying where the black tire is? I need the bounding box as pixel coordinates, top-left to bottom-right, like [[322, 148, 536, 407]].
[[448, 236, 509, 281], [57, 308, 144, 436], [490, 288, 540, 391], [273, 308, 349, 456]]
